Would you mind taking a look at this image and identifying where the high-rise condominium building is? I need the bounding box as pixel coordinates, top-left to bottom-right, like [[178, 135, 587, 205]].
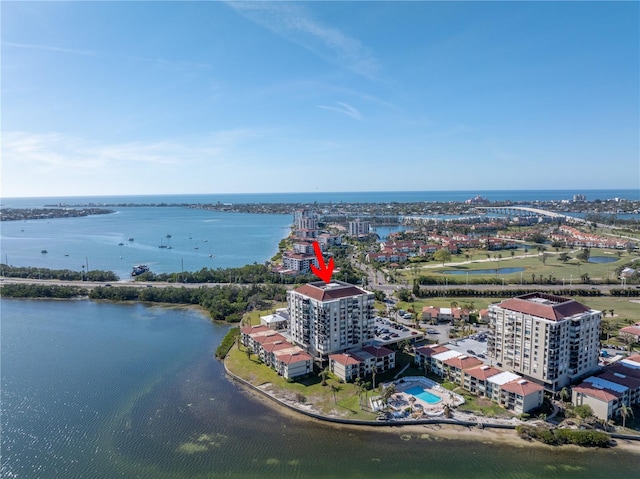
[[287, 281, 375, 359], [348, 220, 370, 236], [487, 293, 601, 391]]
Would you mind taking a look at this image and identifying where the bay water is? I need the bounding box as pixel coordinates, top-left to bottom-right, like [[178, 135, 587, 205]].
[[2, 191, 639, 478], [1, 207, 291, 279], [2, 298, 638, 479]]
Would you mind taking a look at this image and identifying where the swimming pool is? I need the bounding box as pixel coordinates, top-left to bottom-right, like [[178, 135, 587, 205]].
[[405, 385, 442, 404]]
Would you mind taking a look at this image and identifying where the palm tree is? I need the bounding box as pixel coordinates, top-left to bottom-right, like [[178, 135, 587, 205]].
[[560, 387, 571, 403], [371, 365, 378, 390], [319, 367, 329, 386], [331, 384, 339, 404], [601, 321, 613, 341], [409, 396, 416, 414], [246, 345, 253, 361], [619, 403, 634, 429]]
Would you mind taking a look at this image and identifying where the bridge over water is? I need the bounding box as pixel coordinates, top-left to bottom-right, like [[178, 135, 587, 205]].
[[474, 206, 587, 224]]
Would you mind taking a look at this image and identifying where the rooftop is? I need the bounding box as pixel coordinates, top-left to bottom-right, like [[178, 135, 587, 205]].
[[292, 281, 371, 302], [495, 292, 592, 321]]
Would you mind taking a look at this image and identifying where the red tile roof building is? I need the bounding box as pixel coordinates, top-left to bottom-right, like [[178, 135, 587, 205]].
[[488, 293, 601, 391], [287, 281, 375, 359]]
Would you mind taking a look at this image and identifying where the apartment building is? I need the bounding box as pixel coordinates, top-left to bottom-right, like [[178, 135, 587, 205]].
[[294, 209, 319, 230], [487, 293, 601, 391], [287, 281, 376, 359], [348, 219, 370, 236], [282, 252, 319, 273]]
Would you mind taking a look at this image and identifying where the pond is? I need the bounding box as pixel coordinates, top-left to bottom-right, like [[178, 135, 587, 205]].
[[442, 267, 525, 275], [588, 256, 618, 264]]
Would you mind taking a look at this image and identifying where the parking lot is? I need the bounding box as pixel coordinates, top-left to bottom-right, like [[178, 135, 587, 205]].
[[446, 336, 490, 360], [372, 317, 424, 347]]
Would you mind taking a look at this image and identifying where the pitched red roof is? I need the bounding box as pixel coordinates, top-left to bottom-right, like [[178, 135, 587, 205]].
[[241, 325, 270, 335], [293, 282, 369, 301], [361, 345, 394, 358], [496, 293, 591, 321], [415, 345, 449, 357], [253, 332, 287, 345], [443, 354, 483, 370], [464, 365, 501, 380], [607, 363, 640, 380], [573, 382, 621, 402], [275, 350, 313, 365], [261, 341, 292, 353], [501, 379, 544, 396], [329, 352, 363, 366], [620, 325, 640, 337], [598, 371, 640, 390]]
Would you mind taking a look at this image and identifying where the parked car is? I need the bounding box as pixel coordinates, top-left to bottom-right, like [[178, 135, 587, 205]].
[[467, 349, 476, 356]]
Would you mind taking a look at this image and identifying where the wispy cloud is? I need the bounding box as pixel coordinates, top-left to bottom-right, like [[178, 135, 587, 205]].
[[318, 101, 363, 120], [226, 1, 379, 78], [3, 41, 213, 71], [1, 129, 261, 175], [3, 41, 96, 56]]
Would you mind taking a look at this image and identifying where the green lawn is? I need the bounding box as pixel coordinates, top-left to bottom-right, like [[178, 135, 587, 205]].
[[395, 248, 636, 285], [225, 345, 377, 420]]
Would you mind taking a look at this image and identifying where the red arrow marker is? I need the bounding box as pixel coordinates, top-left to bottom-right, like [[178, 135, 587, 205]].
[[310, 241, 334, 283]]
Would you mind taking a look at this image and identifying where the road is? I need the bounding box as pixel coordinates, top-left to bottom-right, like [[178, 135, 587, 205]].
[[0, 277, 266, 290]]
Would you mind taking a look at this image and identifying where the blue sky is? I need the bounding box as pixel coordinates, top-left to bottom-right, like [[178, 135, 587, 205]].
[[2, 1, 638, 197]]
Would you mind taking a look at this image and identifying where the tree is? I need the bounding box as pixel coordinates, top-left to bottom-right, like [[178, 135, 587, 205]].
[[619, 332, 637, 352], [619, 403, 634, 429], [434, 249, 452, 265], [560, 387, 571, 403], [576, 247, 591, 263], [319, 367, 329, 386], [558, 252, 570, 263], [601, 321, 614, 341], [371, 365, 378, 390], [380, 383, 396, 407], [331, 384, 339, 404]]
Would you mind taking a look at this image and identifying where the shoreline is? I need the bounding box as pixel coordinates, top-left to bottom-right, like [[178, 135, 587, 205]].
[[223, 349, 640, 454]]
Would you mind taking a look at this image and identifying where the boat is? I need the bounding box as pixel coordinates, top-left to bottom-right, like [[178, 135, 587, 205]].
[[128, 237, 134, 242], [118, 242, 124, 246], [41, 249, 48, 254], [166, 234, 172, 238], [131, 264, 150, 276]]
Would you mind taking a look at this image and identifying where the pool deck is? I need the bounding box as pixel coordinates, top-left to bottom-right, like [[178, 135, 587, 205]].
[[382, 377, 465, 418]]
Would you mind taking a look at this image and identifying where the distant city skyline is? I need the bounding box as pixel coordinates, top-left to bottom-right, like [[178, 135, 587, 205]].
[[2, 1, 638, 197]]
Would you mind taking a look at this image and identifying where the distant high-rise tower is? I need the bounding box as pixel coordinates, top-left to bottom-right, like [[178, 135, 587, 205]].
[[348, 219, 370, 236]]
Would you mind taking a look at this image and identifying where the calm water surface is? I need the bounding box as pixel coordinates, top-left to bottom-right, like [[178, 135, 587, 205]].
[[1, 207, 291, 278], [2, 299, 638, 479]]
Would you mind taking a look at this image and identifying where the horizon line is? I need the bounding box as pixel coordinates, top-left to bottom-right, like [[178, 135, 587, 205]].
[[1, 188, 638, 201]]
